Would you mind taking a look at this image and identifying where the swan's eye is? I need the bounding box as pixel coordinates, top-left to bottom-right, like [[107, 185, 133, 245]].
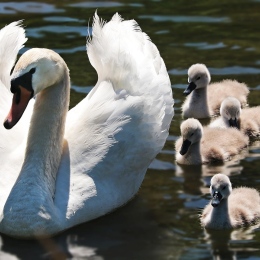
[[196, 76, 201, 80], [190, 133, 194, 137], [222, 186, 226, 190], [29, 68, 36, 74]]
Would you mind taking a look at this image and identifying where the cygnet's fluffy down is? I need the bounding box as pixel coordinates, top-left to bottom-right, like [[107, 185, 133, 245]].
[[200, 173, 260, 229], [175, 118, 249, 165], [182, 64, 249, 119], [210, 96, 260, 139]]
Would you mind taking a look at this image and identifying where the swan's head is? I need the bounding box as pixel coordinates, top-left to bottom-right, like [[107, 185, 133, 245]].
[[210, 173, 232, 207], [220, 97, 241, 128], [4, 48, 66, 129], [184, 63, 211, 96], [179, 118, 203, 155]]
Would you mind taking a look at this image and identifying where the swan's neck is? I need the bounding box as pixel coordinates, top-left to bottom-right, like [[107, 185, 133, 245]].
[[0, 67, 70, 237], [23, 69, 70, 197]]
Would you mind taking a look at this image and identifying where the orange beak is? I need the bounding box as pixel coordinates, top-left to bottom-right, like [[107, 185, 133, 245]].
[[4, 86, 32, 129]]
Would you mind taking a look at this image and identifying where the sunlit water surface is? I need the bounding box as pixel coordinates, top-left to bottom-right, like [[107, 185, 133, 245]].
[[1, 0, 260, 259]]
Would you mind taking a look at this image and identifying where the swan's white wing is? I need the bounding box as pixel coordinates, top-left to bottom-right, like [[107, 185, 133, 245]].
[[55, 13, 174, 227], [0, 21, 27, 89], [0, 21, 30, 153], [0, 21, 33, 211]]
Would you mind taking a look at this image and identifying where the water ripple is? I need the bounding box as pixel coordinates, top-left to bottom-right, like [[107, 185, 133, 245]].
[[26, 25, 89, 38], [0, 2, 64, 14], [69, 2, 123, 8], [44, 16, 85, 23], [139, 15, 230, 23], [184, 42, 226, 50]]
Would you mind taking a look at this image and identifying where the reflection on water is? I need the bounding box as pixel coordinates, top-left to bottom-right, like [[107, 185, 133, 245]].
[[1, 0, 260, 259]]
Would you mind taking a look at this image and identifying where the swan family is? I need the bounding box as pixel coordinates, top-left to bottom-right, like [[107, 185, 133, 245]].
[[176, 62, 260, 229], [0, 10, 259, 239], [0, 13, 174, 238]]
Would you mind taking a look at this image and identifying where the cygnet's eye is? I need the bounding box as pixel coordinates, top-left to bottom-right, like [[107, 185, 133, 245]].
[[222, 186, 226, 190], [196, 76, 201, 80], [190, 133, 194, 137], [29, 68, 36, 74]]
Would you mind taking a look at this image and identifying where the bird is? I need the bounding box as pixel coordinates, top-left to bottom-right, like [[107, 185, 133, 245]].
[[0, 12, 174, 238], [175, 118, 248, 165], [200, 173, 260, 229], [182, 63, 249, 119], [209, 96, 260, 139]]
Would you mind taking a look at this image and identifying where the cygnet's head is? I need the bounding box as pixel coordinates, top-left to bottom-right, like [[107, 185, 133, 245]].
[[183, 63, 211, 96], [210, 173, 232, 207], [4, 48, 67, 129], [220, 97, 241, 128], [179, 118, 203, 155]]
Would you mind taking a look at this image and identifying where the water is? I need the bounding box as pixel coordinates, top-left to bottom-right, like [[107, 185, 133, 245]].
[[1, 0, 260, 259]]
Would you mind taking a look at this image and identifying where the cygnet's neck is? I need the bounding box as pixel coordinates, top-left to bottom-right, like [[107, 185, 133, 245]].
[[211, 198, 232, 228], [184, 141, 202, 164], [190, 88, 210, 118]]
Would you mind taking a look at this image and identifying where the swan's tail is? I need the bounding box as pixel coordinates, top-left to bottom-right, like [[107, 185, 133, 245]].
[[87, 12, 174, 151], [0, 21, 27, 89]]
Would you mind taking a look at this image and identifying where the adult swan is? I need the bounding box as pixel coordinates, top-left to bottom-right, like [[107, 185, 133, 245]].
[[0, 13, 174, 238]]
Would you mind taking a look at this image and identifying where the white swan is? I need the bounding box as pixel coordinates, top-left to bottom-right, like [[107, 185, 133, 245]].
[[182, 63, 249, 118], [210, 96, 260, 139], [0, 13, 174, 238], [200, 173, 260, 229]]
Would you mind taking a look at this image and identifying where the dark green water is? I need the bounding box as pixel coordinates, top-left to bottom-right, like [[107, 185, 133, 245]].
[[1, 0, 260, 259]]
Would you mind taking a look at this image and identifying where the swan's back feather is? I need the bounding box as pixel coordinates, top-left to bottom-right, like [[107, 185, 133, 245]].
[[56, 13, 174, 226], [87, 12, 173, 137]]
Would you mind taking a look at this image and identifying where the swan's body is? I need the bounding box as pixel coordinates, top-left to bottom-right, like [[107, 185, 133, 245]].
[[175, 118, 248, 165], [182, 64, 249, 118], [201, 173, 260, 229], [0, 13, 174, 238], [210, 96, 260, 139]]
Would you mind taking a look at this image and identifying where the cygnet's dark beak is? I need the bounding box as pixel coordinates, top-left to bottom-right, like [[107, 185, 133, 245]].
[[179, 139, 192, 155], [183, 82, 197, 96], [228, 118, 239, 129], [211, 191, 223, 207]]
